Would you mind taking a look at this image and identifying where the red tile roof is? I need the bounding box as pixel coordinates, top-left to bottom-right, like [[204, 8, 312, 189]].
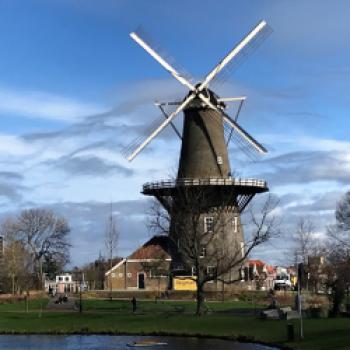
[[247, 259, 266, 267], [129, 235, 172, 260], [265, 265, 275, 274]]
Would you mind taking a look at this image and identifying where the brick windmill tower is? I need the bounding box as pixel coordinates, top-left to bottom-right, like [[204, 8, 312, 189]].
[[125, 21, 271, 283]]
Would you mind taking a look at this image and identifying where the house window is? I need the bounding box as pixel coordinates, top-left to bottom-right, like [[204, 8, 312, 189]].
[[233, 216, 238, 233], [207, 266, 217, 282], [174, 264, 184, 271], [127, 272, 132, 278], [191, 266, 197, 276], [199, 246, 206, 258], [111, 273, 115, 278], [65, 277, 69, 282], [59, 277, 63, 281], [118, 273, 123, 278], [204, 217, 214, 232]]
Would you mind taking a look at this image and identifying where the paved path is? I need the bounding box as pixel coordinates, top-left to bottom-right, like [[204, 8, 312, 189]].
[[46, 296, 77, 310]]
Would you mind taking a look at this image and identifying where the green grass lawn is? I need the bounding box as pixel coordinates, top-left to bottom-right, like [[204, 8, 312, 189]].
[[0, 298, 49, 312], [0, 298, 348, 350], [81, 298, 260, 313]]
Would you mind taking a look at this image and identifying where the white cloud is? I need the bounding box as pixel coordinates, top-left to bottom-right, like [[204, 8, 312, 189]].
[[0, 134, 36, 156], [0, 87, 104, 122]]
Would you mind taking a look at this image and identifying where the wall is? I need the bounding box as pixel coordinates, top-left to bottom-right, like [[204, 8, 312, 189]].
[[105, 260, 170, 291]]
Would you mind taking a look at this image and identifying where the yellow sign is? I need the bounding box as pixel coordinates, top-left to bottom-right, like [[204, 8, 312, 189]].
[[173, 276, 197, 291]]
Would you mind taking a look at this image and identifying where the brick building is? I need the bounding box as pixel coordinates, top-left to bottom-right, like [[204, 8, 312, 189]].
[[105, 235, 172, 291]]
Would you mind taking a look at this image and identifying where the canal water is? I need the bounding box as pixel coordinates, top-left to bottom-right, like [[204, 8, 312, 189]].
[[0, 335, 279, 350]]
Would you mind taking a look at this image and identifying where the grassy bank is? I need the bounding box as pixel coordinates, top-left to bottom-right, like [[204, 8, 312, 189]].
[[0, 298, 348, 350]]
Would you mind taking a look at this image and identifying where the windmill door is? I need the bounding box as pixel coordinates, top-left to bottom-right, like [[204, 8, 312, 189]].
[[138, 273, 145, 289]]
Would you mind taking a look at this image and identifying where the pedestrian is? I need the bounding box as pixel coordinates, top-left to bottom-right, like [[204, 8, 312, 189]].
[[268, 288, 277, 309], [132, 296, 137, 313]]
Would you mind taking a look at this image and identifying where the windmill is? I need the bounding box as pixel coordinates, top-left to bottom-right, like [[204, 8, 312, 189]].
[[125, 20, 271, 281]]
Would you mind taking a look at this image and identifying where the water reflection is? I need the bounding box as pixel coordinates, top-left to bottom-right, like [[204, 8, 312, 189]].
[[0, 335, 279, 350]]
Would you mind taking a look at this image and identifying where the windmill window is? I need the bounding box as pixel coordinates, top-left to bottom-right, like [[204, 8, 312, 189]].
[[240, 242, 245, 258], [233, 217, 238, 233], [217, 156, 223, 165], [127, 272, 132, 278], [204, 217, 214, 232], [111, 273, 115, 278], [199, 246, 206, 258], [118, 273, 123, 278]]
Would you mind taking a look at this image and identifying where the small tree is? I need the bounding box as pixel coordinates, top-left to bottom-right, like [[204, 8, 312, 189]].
[[292, 217, 322, 291], [328, 191, 350, 248], [3, 239, 32, 294], [325, 192, 350, 314], [1, 209, 71, 289], [323, 246, 350, 316], [81, 257, 104, 291], [105, 206, 119, 300], [293, 218, 315, 264]]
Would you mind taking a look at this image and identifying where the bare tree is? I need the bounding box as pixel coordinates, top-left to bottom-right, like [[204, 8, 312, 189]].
[[3, 238, 32, 294], [328, 191, 350, 248], [81, 253, 106, 290], [293, 218, 316, 265], [323, 245, 350, 316], [1, 209, 70, 289], [105, 204, 119, 299], [290, 217, 330, 292], [323, 192, 350, 314], [149, 191, 280, 315]]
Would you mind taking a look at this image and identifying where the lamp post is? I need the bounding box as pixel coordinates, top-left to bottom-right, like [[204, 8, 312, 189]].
[[79, 271, 83, 313], [296, 260, 304, 339]]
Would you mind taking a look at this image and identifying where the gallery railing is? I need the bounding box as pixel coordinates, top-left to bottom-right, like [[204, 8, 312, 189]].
[[143, 178, 267, 191]]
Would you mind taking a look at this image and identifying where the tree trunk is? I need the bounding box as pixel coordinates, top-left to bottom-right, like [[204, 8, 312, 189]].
[[39, 258, 43, 290], [35, 258, 43, 290], [331, 281, 345, 317], [196, 282, 206, 316], [109, 259, 113, 301], [11, 274, 15, 295]]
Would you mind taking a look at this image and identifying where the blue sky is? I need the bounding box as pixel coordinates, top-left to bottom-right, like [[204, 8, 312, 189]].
[[1, 0, 350, 266]]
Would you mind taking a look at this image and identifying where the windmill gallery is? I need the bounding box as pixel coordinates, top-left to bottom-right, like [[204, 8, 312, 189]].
[[107, 21, 274, 298]]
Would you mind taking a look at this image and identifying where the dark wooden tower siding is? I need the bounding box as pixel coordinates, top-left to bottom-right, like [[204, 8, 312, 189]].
[[178, 96, 230, 179]]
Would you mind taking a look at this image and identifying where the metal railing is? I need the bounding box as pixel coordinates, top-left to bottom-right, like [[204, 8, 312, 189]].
[[143, 178, 267, 191]]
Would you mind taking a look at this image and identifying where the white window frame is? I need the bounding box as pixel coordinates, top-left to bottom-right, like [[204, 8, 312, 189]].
[[199, 246, 206, 258], [207, 266, 216, 283], [204, 216, 214, 233], [233, 216, 238, 233], [240, 242, 245, 258], [191, 266, 197, 276]]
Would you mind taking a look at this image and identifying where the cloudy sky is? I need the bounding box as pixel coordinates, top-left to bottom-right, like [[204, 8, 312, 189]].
[[0, 0, 349, 267]]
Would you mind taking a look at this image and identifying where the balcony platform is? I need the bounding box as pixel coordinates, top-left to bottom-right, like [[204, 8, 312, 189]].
[[142, 177, 268, 197], [142, 178, 269, 196]]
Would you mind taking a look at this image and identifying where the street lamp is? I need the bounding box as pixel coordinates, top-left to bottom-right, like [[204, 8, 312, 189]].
[[295, 252, 304, 340], [79, 270, 83, 313]]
